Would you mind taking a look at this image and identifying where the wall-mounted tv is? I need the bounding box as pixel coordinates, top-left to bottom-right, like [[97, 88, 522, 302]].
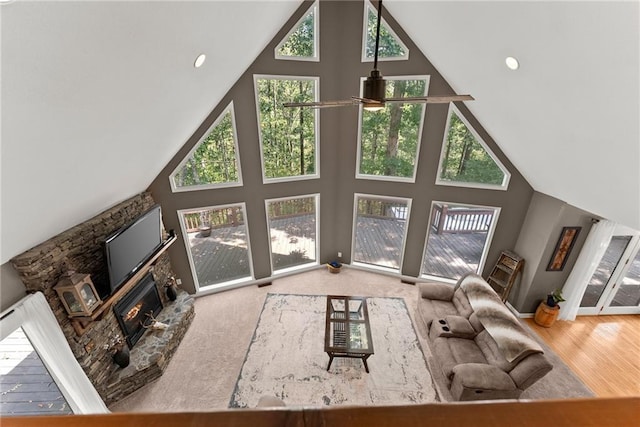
[[104, 204, 163, 295]]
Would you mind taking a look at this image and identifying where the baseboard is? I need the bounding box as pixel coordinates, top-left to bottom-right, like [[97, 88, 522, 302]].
[[506, 301, 534, 318]]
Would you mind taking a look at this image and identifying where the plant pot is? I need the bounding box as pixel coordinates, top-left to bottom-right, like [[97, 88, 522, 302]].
[[113, 346, 130, 368], [534, 302, 560, 328], [199, 226, 211, 237]]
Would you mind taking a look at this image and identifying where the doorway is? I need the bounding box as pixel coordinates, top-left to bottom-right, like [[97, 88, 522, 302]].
[[578, 225, 640, 315]]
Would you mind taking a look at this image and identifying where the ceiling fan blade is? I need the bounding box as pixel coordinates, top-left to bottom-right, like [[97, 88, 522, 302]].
[[385, 94, 475, 104], [282, 99, 358, 109], [351, 96, 383, 105]]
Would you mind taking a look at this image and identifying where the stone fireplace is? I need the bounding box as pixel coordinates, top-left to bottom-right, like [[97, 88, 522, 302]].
[[10, 192, 195, 405]]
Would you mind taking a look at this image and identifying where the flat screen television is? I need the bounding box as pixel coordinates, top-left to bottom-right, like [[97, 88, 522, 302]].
[[104, 204, 163, 295]]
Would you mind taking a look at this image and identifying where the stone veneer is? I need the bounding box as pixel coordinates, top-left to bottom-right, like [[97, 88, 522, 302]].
[[10, 192, 195, 404]]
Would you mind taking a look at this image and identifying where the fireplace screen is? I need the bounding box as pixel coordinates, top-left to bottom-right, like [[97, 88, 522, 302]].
[[113, 272, 163, 349]]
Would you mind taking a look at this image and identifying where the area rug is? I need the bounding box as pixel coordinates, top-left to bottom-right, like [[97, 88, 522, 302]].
[[229, 294, 438, 408]]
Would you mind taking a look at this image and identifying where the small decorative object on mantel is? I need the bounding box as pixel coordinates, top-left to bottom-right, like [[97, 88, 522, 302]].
[[534, 289, 565, 328], [327, 261, 342, 274], [165, 276, 179, 301], [54, 270, 102, 317]]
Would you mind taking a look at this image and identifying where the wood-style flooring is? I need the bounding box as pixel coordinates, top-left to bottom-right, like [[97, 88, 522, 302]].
[[525, 315, 640, 398]]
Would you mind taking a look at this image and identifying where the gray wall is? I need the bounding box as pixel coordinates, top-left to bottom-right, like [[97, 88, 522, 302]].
[[149, 0, 534, 294], [510, 192, 595, 313], [1, 262, 27, 312]]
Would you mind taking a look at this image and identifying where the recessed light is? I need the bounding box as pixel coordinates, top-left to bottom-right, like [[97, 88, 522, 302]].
[[505, 56, 519, 70], [194, 54, 206, 68]]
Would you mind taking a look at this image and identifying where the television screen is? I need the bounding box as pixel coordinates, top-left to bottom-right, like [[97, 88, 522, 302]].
[[104, 204, 163, 293]]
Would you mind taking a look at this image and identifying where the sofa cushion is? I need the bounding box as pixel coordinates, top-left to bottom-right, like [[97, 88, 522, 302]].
[[432, 337, 487, 379], [418, 282, 455, 301], [452, 288, 474, 318], [474, 330, 518, 372], [417, 298, 458, 331], [450, 363, 519, 401]]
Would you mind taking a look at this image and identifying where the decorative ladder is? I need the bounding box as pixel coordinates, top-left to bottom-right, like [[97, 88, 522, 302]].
[[486, 250, 525, 302]]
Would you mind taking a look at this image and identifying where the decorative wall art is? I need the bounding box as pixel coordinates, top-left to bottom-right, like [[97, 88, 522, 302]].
[[547, 226, 582, 271]]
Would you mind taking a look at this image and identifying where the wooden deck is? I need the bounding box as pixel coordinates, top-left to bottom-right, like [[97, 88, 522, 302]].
[[0, 328, 72, 416], [188, 215, 486, 287]]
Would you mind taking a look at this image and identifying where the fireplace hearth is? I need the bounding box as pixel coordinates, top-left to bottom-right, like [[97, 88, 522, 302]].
[[113, 272, 163, 349]]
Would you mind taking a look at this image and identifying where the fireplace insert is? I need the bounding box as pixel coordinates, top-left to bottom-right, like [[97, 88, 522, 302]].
[[113, 272, 163, 349]]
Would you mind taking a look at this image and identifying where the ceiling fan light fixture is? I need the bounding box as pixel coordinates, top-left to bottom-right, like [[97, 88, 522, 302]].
[[505, 56, 519, 70], [363, 69, 386, 111]]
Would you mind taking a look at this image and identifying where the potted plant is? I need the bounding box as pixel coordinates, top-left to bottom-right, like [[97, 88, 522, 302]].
[[106, 335, 130, 368], [534, 289, 565, 328], [546, 289, 566, 308]]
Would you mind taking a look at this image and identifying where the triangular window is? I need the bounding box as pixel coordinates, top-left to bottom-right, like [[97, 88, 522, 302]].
[[170, 103, 242, 192], [436, 105, 510, 189], [275, 1, 318, 61], [362, 1, 408, 62]]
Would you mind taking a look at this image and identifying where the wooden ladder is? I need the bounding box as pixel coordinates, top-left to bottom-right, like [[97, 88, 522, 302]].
[[486, 250, 524, 302]]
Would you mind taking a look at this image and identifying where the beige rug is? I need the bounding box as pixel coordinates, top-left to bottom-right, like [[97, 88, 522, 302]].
[[229, 293, 438, 408]]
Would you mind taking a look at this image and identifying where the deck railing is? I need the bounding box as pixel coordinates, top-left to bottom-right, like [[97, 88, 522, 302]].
[[184, 207, 244, 232], [357, 200, 408, 220], [431, 204, 494, 234]]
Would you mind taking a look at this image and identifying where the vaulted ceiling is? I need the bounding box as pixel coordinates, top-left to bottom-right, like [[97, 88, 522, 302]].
[[1, 0, 638, 264]]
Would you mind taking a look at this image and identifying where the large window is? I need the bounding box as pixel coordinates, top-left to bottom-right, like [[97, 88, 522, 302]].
[[362, 0, 408, 62], [255, 76, 319, 182], [357, 76, 428, 181], [170, 102, 242, 192], [266, 195, 319, 273], [179, 204, 253, 290], [352, 194, 411, 272], [421, 202, 500, 281], [436, 105, 510, 190], [275, 1, 318, 61]]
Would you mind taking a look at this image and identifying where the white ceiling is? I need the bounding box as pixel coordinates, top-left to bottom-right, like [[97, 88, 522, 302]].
[[1, 0, 638, 264]]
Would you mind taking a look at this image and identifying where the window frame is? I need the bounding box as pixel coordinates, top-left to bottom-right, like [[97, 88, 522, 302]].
[[420, 200, 501, 283], [177, 202, 255, 293], [361, 0, 409, 63], [265, 193, 321, 275], [169, 102, 243, 193], [274, 0, 319, 62], [435, 104, 511, 191], [355, 75, 430, 183], [351, 193, 412, 274], [254, 74, 320, 184]]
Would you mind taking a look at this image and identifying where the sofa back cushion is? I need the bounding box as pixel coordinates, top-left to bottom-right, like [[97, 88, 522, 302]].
[[474, 330, 518, 372], [452, 288, 474, 318]]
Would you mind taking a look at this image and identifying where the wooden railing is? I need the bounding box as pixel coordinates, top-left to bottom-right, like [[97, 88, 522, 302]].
[[357, 200, 408, 220], [184, 207, 244, 232], [4, 398, 638, 427], [431, 204, 494, 234]]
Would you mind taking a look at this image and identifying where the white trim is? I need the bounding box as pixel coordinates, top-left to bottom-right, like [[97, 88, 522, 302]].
[[355, 75, 430, 183], [177, 202, 254, 292], [265, 193, 321, 275], [0, 293, 109, 414], [361, 0, 409, 63], [275, 1, 319, 62], [419, 200, 501, 280], [169, 102, 243, 192], [351, 193, 412, 273], [253, 75, 320, 184], [435, 104, 511, 191]]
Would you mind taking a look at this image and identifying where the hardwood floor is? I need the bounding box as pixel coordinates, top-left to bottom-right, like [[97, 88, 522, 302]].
[[524, 315, 640, 398]]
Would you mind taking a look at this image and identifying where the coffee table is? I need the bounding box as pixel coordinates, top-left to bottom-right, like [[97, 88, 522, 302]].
[[324, 295, 374, 373]]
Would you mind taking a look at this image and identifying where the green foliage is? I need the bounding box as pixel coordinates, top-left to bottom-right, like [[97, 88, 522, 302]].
[[365, 7, 406, 58], [439, 111, 505, 185], [278, 7, 315, 58], [174, 110, 239, 188], [359, 79, 426, 178], [257, 78, 316, 179]]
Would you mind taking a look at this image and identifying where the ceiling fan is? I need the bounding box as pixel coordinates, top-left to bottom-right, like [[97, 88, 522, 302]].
[[283, 0, 474, 111]]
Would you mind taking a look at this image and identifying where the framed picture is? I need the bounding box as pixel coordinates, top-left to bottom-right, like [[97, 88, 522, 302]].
[[547, 226, 582, 271]]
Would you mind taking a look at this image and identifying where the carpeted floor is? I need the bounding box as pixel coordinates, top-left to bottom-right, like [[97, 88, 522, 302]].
[[109, 267, 592, 413], [229, 294, 437, 407]]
